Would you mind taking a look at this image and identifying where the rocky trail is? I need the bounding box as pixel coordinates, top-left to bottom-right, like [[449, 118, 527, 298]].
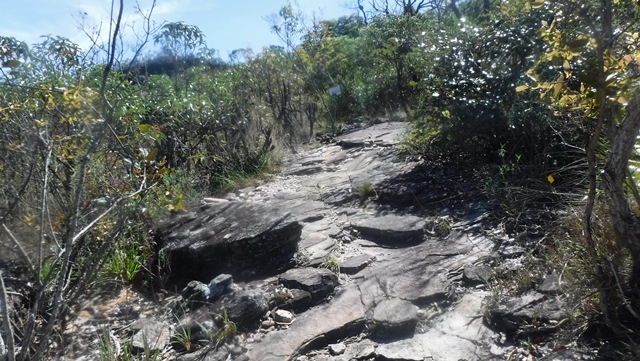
[[65, 121, 586, 361]]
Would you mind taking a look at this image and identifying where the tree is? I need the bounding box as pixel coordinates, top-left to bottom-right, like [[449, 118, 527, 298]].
[[0, 36, 29, 69], [0, 1, 161, 359], [266, 2, 304, 52], [524, 0, 640, 297], [154, 21, 207, 92], [154, 21, 206, 59]]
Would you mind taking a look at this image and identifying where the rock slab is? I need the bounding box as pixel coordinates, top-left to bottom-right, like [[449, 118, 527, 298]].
[[339, 254, 375, 274], [155, 201, 303, 286], [351, 214, 425, 243], [245, 285, 366, 360]]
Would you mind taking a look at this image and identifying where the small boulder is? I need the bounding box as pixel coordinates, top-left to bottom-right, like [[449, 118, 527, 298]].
[[274, 288, 314, 313], [372, 298, 419, 337], [463, 264, 492, 285], [538, 274, 561, 294], [181, 280, 210, 303], [131, 318, 171, 352], [279, 267, 339, 301], [212, 289, 269, 325], [328, 342, 346, 355], [208, 274, 234, 301], [274, 309, 294, 324]]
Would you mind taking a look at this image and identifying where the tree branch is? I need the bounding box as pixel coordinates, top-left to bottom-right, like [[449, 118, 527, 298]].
[[0, 272, 15, 361], [1, 224, 34, 273]]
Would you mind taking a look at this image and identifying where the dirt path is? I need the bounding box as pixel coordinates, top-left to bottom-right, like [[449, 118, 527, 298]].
[[220, 122, 504, 361]]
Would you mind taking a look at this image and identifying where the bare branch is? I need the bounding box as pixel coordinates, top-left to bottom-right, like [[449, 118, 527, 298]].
[[37, 143, 53, 287], [72, 179, 148, 245], [1, 224, 34, 273], [33, 1, 125, 358]]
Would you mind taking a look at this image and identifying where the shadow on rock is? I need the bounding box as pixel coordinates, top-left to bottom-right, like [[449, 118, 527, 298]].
[[152, 201, 303, 290]]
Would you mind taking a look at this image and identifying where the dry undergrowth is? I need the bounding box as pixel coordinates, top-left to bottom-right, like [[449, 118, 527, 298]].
[[486, 201, 639, 358]]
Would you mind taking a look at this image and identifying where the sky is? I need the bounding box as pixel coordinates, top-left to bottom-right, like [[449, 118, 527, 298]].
[[1, 0, 357, 60]]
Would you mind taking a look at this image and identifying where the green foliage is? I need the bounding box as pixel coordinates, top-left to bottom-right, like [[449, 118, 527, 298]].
[[98, 328, 119, 361], [154, 21, 206, 58], [218, 308, 238, 341], [322, 255, 340, 274], [268, 2, 304, 51], [406, 7, 557, 162], [108, 241, 147, 283], [0, 36, 30, 67], [172, 322, 193, 352], [356, 181, 376, 200]]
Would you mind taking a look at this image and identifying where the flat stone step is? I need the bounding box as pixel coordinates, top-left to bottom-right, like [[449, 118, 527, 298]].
[[351, 214, 425, 243], [339, 254, 375, 274]]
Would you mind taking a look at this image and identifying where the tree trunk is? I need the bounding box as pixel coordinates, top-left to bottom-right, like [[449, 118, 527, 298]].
[[449, 0, 462, 20], [602, 90, 640, 288]]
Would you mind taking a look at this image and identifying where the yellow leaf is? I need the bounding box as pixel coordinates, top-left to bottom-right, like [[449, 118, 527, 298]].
[[553, 78, 564, 98], [619, 54, 634, 68], [531, 0, 545, 8], [516, 85, 529, 92], [548, 175, 555, 184], [618, 95, 628, 104], [24, 214, 36, 226]]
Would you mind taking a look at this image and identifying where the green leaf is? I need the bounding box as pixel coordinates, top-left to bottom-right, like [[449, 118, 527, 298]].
[[137, 124, 152, 132], [147, 147, 159, 161], [566, 38, 589, 50], [2, 60, 21, 68]]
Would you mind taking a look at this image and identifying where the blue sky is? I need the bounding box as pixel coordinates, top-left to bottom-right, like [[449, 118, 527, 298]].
[[1, 0, 356, 60]]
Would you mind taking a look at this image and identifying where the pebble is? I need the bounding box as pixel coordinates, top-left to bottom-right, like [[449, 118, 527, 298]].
[[329, 343, 346, 355], [274, 309, 294, 324]]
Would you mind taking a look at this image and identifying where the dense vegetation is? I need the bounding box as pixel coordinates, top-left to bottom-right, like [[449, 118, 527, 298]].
[[1, 0, 640, 359]]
